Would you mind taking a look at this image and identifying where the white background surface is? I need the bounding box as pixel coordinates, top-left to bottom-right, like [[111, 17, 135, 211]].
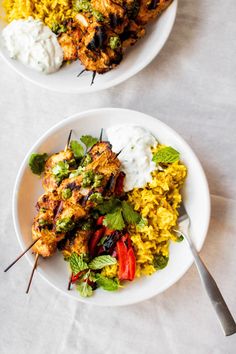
[[0, 0, 236, 353]]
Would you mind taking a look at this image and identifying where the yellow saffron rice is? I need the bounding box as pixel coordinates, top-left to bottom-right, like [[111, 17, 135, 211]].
[[102, 146, 187, 279], [2, 0, 76, 30]]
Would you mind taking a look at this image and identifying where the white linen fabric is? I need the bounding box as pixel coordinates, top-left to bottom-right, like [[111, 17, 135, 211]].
[[0, 1, 235, 353]]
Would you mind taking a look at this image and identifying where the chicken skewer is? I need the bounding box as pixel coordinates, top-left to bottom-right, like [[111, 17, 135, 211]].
[[4, 130, 122, 293], [25, 131, 74, 293]]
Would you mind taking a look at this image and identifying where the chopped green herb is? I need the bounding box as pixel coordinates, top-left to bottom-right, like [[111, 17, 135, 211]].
[[122, 201, 141, 225], [92, 9, 104, 21], [96, 274, 119, 291], [29, 153, 48, 175], [69, 253, 88, 275], [81, 154, 92, 167], [74, 0, 92, 12], [70, 140, 84, 159], [38, 218, 49, 227], [81, 219, 93, 231], [153, 255, 169, 270], [56, 217, 75, 232], [52, 161, 70, 183], [152, 146, 180, 164], [82, 170, 95, 187], [109, 36, 121, 50], [89, 255, 117, 270], [61, 188, 72, 200], [51, 23, 67, 35], [40, 208, 46, 213], [93, 174, 103, 188], [80, 135, 98, 150], [69, 166, 85, 178], [89, 192, 103, 204], [103, 208, 125, 231]]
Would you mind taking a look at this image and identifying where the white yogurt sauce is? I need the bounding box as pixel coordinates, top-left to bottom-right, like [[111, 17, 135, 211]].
[[2, 17, 63, 74], [106, 125, 158, 192]]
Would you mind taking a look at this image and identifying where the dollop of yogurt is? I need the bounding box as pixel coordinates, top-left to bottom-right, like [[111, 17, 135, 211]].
[[106, 125, 158, 192], [2, 17, 63, 74]]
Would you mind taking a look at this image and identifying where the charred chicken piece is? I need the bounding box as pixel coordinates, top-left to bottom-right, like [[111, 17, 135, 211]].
[[136, 0, 173, 25], [59, 229, 91, 259], [42, 149, 74, 192]]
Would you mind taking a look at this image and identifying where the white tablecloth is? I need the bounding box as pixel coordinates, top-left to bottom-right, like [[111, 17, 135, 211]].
[[0, 1, 236, 353]]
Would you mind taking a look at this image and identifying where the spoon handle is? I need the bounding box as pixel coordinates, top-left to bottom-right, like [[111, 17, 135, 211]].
[[188, 241, 236, 336]]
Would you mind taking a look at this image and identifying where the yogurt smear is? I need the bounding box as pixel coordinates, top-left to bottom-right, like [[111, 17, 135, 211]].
[[106, 125, 157, 192], [2, 17, 63, 74]]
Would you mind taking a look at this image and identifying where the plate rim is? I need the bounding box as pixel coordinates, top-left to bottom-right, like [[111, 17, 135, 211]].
[[12, 107, 211, 306], [0, 1, 178, 93]]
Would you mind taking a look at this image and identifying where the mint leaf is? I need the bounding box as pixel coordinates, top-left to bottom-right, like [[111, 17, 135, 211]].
[[103, 208, 125, 231], [152, 147, 180, 164], [76, 281, 93, 297], [121, 201, 141, 225], [80, 135, 98, 150], [69, 253, 88, 275], [89, 256, 117, 270], [29, 153, 48, 175], [96, 274, 119, 291], [70, 140, 84, 158], [153, 255, 169, 270]]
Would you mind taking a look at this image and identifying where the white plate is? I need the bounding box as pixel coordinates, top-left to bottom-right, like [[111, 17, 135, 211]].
[[0, 1, 177, 93], [13, 108, 210, 306]]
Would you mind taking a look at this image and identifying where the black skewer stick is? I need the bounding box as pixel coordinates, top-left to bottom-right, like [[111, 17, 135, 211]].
[[115, 149, 123, 157], [91, 71, 96, 86], [77, 69, 86, 77], [67, 274, 72, 291], [65, 130, 73, 151], [4, 238, 41, 272], [99, 128, 103, 142], [26, 253, 39, 294]]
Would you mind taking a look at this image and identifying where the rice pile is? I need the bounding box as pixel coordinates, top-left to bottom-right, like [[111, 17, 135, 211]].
[[127, 160, 187, 277], [102, 149, 187, 279], [2, 0, 75, 30]]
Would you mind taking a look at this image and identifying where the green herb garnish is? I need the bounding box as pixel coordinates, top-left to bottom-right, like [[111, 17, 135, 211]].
[[89, 192, 103, 204], [80, 135, 98, 150], [70, 140, 84, 159], [152, 146, 180, 164], [69, 166, 85, 178], [98, 198, 141, 231], [52, 161, 70, 183], [81, 154, 92, 167], [89, 255, 117, 270], [29, 153, 48, 175], [93, 174, 103, 188], [103, 208, 125, 231], [76, 281, 93, 297], [56, 217, 75, 233], [95, 274, 119, 291], [153, 255, 169, 270], [92, 9, 104, 21], [69, 253, 88, 275], [121, 201, 141, 225], [61, 188, 72, 200], [74, 0, 92, 12], [109, 36, 121, 50], [82, 170, 95, 187]]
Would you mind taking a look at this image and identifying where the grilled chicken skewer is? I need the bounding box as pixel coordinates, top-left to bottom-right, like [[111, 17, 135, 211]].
[[4, 130, 122, 293], [58, 0, 173, 75]]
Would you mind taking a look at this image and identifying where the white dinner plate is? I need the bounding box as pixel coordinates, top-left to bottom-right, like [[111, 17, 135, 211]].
[[0, 1, 177, 93], [12, 108, 211, 306]]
